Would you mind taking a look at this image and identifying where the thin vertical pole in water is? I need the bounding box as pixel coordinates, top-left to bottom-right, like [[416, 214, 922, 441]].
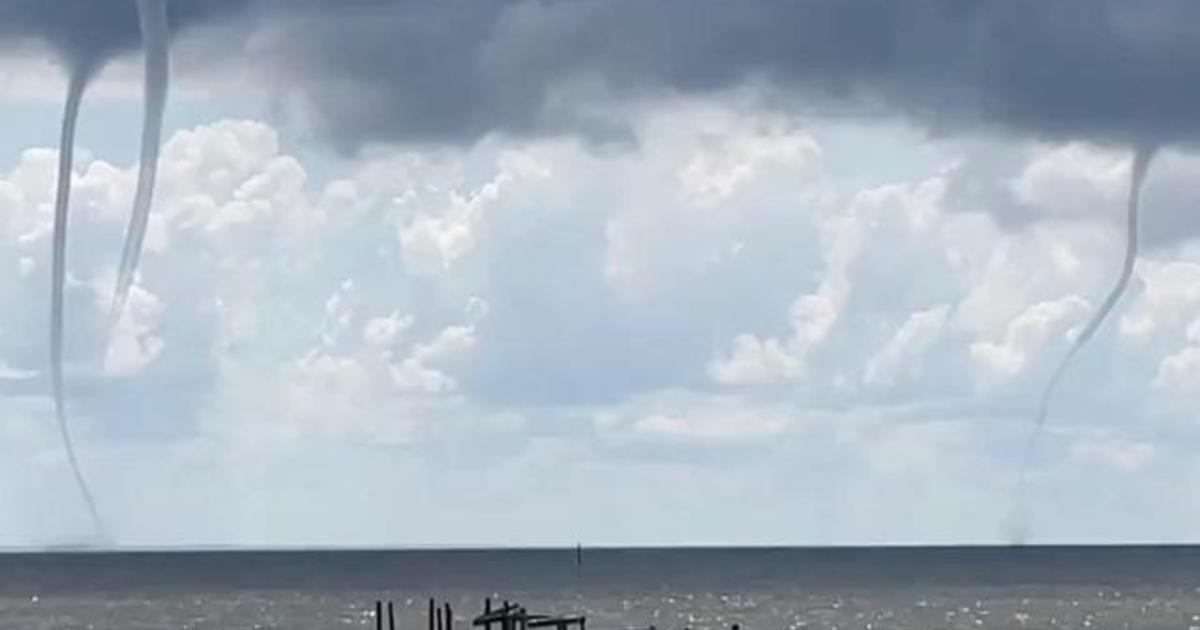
[[388, 601, 396, 630], [429, 598, 436, 630], [445, 603, 453, 630], [375, 601, 383, 630]]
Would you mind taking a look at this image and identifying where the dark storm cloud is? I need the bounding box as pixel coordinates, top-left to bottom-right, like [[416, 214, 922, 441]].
[[228, 0, 1200, 149], [0, 0, 252, 66], [0, 0, 139, 64], [7, 1, 1200, 149]]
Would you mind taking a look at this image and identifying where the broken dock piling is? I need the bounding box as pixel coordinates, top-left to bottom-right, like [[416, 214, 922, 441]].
[[373, 600, 398, 630], [370, 598, 744, 630], [374, 598, 582, 630]]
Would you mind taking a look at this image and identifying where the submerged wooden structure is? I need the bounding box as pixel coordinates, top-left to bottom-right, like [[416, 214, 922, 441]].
[[369, 596, 744, 630], [372, 597, 587, 630]]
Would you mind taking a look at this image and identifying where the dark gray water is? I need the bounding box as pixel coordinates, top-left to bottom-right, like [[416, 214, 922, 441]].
[[3, 547, 1200, 629]]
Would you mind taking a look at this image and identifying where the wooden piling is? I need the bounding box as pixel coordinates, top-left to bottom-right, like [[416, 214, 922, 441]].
[[445, 602, 454, 630], [474, 599, 586, 630], [388, 601, 396, 630], [376, 601, 383, 630]]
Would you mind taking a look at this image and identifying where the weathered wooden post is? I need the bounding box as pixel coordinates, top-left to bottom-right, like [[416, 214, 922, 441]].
[[429, 599, 436, 630], [375, 601, 383, 630], [388, 601, 397, 630], [445, 602, 454, 630]]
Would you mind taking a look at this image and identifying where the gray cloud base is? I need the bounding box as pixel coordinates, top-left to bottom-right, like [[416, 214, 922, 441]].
[[5, 0, 1200, 149], [228, 0, 1200, 150], [0, 0, 254, 67]]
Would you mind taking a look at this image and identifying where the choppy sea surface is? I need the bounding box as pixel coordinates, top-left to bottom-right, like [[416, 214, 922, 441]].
[[3, 547, 1200, 629]]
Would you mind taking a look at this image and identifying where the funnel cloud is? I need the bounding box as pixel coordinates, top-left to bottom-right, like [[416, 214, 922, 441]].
[[49, 62, 105, 538], [1032, 147, 1158, 438], [110, 0, 171, 326], [1013, 145, 1158, 543]]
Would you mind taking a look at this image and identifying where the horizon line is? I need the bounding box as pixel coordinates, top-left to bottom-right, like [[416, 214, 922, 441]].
[[6, 541, 1200, 555]]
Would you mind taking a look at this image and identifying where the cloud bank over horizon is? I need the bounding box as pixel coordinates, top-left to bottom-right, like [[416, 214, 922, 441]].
[[0, 107, 1198, 546], [3, 1, 1200, 547]]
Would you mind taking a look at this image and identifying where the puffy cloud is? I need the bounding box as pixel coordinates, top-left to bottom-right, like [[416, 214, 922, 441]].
[[0, 112, 1177, 420], [6, 75, 1200, 546], [1011, 143, 1132, 220], [702, 127, 1200, 428], [390, 323, 479, 395], [708, 174, 951, 389], [1151, 321, 1200, 415], [317, 279, 358, 349], [1121, 261, 1200, 345], [708, 334, 805, 386], [675, 113, 821, 203], [398, 213, 478, 276], [968, 296, 1092, 386], [362, 311, 413, 350], [952, 143, 1200, 247], [707, 290, 839, 386], [705, 190, 858, 386], [102, 284, 165, 377], [601, 105, 822, 300], [398, 177, 502, 275], [863, 304, 950, 389]]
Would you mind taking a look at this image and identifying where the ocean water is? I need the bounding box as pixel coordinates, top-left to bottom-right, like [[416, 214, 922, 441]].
[[2, 547, 1200, 629]]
